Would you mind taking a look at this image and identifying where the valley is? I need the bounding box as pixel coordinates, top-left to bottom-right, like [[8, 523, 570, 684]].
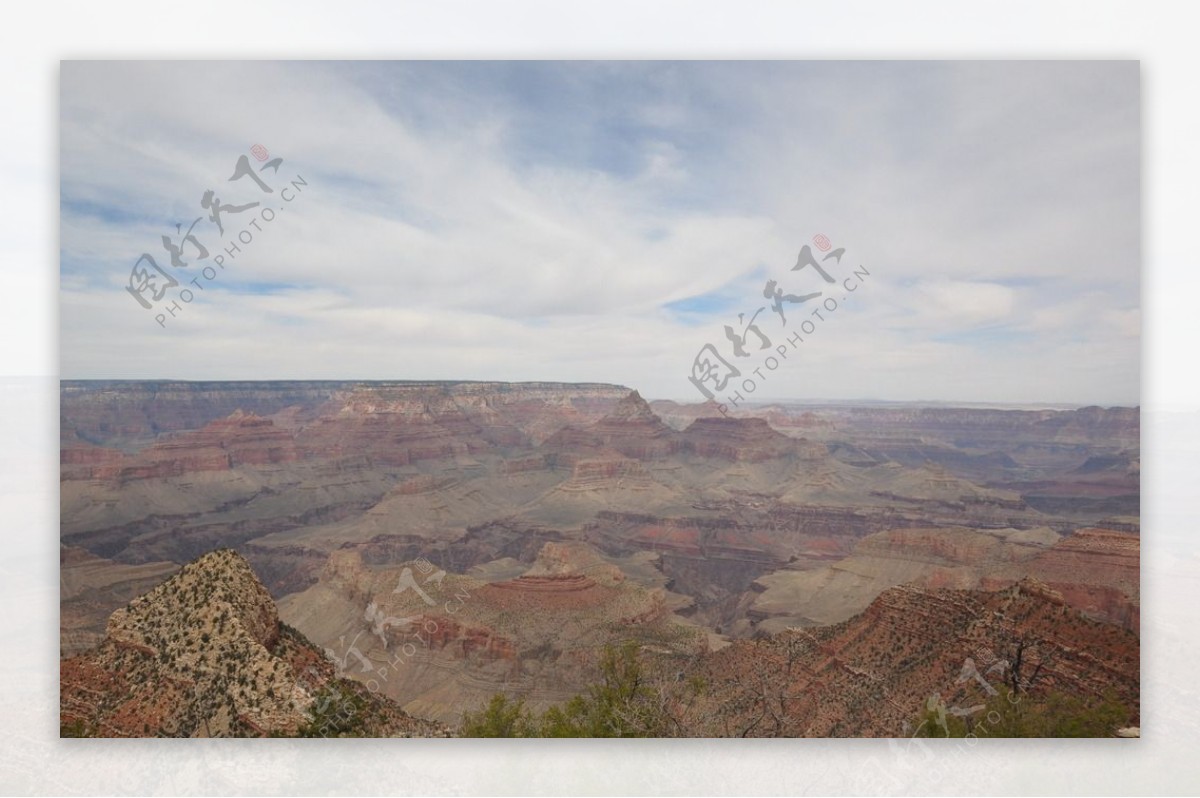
[[59, 380, 1140, 734]]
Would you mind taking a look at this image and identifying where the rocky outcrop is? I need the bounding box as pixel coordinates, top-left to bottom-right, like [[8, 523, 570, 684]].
[[592, 391, 681, 457], [292, 388, 487, 467], [676, 579, 1139, 736], [481, 574, 615, 608], [60, 549, 445, 737], [414, 614, 518, 662], [748, 525, 1139, 636]]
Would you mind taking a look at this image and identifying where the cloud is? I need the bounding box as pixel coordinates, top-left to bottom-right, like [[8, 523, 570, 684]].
[[60, 61, 1140, 405], [910, 280, 1017, 328]]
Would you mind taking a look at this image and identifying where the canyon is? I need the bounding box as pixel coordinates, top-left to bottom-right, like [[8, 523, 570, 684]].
[[60, 380, 1140, 735]]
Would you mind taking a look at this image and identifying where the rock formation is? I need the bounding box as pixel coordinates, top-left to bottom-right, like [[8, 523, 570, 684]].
[[277, 542, 702, 723], [674, 579, 1139, 736], [59, 381, 1139, 736], [680, 416, 823, 462], [986, 527, 1140, 631], [60, 549, 445, 737], [542, 390, 681, 461]]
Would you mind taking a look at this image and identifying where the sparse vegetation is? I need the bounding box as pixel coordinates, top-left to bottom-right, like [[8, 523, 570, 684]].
[[297, 683, 370, 738], [913, 688, 1132, 738], [461, 642, 694, 737], [459, 693, 537, 738], [60, 719, 92, 738]]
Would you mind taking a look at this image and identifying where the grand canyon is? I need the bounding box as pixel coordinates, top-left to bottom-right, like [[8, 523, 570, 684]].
[[59, 380, 1140, 737]]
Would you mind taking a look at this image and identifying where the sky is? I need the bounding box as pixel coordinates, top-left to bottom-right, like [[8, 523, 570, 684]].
[[59, 61, 1140, 405]]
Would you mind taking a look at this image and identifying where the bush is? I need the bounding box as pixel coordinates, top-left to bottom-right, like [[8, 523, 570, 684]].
[[459, 694, 536, 737], [460, 642, 672, 738]]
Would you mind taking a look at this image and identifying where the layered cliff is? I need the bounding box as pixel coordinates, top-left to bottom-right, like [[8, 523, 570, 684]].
[[747, 526, 1056, 632], [680, 416, 825, 462], [676, 579, 1139, 736], [542, 390, 681, 461], [986, 527, 1140, 631], [61, 380, 632, 451], [277, 541, 703, 723], [62, 411, 299, 481], [59, 381, 634, 568]]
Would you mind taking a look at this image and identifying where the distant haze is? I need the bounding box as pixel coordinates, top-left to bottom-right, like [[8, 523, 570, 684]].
[[60, 61, 1139, 405]]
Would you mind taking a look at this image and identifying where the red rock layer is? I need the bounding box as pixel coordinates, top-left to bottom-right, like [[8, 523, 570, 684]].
[[62, 411, 298, 482], [415, 615, 518, 662], [478, 574, 617, 611], [985, 528, 1140, 632], [680, 416, 822, 461]]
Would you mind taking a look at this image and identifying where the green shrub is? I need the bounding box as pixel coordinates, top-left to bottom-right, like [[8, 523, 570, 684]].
[[459, 694, 536, 737], [460, 642, 672, 738]]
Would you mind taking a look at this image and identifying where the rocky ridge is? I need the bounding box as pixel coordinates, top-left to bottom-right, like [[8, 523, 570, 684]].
[[674, 579, 1139, 736], [60, 549, 444, 737]]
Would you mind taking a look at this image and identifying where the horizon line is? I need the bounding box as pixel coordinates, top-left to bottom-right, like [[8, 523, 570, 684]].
[[56, 377, 1140, 410]]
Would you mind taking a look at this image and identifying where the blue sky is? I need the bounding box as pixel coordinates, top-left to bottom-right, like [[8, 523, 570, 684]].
[[59, 61, 1139, 404]]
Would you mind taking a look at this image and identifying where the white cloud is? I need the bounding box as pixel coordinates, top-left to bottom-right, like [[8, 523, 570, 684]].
[[911, 280, 1017, 328], [60, 61, 1139, 405]]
